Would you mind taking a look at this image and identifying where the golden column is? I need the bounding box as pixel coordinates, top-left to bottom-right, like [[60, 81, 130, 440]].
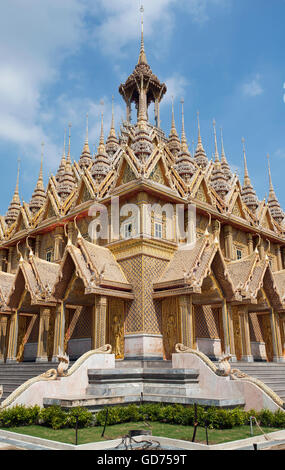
[[224, 225, 233, 260], [52, 303, 65, 362], [92, 296, 107, 350], [36, 307, 51, 362], [6, 312, 19, 363], [220, 300, 237, 359], [178, 295, 195, 348], [270, 309, 284, 362], [239, 306, 253, 362], [0, 315, 8, 363]]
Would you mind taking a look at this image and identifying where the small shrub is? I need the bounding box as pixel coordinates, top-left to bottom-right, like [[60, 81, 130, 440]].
[[66, 407, 94, 428], [0, 405, 40, 428], [39, 406, 68, 430]]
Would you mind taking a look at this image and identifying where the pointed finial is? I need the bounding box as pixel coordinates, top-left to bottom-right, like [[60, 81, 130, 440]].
[[213, 119, 219, 163], [85, 113, 89, 144], [180, 98, 188, 150], [242, 137, 250, 186], [220, 127, 226, 160], [67, 123, 72, 164], [138, 4, 147, 65], [196, 111, 202, 148], [267, 153, 274, 193]]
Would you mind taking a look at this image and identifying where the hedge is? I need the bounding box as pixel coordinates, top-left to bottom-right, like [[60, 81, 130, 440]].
[[0, 403, 284, 430]]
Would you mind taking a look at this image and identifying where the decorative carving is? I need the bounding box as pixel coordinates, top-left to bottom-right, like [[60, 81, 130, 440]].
[[0, 346, 112, 409], [175, 343, 284, 408], [108, 299, 124, 359], [162, 298, 179, 359]]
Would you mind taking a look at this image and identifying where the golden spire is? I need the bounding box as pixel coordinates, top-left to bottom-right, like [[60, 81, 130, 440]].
[[13, 158, 20, 202], [213, 119, 219, 163], [242, 137, 251, 187], [82, 113, 90, 154], [110, 96, 116, 136], [138, 5, 147, 66], [180, 98, 188, 151], [220, 127, 226, 162], [196, 112, 204, 151], [97, 105, 107, 155], [37, 142, 44, 190], [267, 153, 275, 197], [66, 123, 72, 166], [170, 96, 178, 137]]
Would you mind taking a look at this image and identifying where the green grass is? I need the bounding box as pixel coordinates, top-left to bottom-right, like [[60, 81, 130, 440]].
[[1, 422, 281, 446]]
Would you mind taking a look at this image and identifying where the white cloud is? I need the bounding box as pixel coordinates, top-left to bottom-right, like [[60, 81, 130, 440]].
[[163, 74, 189, 105], [0, 0, 229, 173], [242, 74, 264, 97]]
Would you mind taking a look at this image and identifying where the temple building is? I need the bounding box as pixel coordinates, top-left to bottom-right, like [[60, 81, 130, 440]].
[[1, 18, 285, 370]]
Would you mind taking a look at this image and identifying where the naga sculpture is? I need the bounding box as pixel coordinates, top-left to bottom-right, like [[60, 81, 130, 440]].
[[175, 343, 284, 408], [0, 345, 112, 409]]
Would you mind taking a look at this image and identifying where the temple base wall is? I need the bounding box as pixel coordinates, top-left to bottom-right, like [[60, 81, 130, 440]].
[[124, 334, 164, 360]]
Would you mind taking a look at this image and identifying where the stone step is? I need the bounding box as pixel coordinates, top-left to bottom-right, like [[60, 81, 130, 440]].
[[42, 393, 245, 411], [115, 360, 172, 369], [0, 362, 75, 405]]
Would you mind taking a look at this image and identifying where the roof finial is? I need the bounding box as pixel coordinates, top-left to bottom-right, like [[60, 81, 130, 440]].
[[180, 97, 188, 151], [242, 137, 250, 186], [220, 127, 226, 161], [38, 142, 44, 189], [138, 4, 147, 65], [67, 123, 72, 164], [213, 119, 219, 163], [15, 158, 20, 198], [267, 153, 274, 194], [170, 96, 178, 136]]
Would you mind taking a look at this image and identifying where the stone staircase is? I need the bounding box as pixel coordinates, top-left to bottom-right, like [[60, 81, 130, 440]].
[[0, 362, 61, 404], [43, 360, 245, 411], [235, 362, 285, 404]]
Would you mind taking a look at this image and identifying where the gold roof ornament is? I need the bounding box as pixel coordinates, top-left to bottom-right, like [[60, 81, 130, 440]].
[[138, 5, 147, 66], [119, 5, 167, 126], [91, 109, 111, 184], [106, 96, 119, 156], [241, 138, 259, 213], [56, 129, 67, 182], [194, 111, 208, 168], [5, 159, 21, 227], [58, 124, 76, 201], [220, 127, 231, 180], [79, 113, 92, 170], [175, 98, 195, 183], [30, 142, 46, 215], [211, 120, 230, 198], [168, 97, 181, 157], [267, 153, 284, 224]]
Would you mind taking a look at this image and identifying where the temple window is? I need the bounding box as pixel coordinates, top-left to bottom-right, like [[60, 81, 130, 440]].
[[155, 222, 162, 239], [124, 222, 133, 239], [236, 249, 242, 260], [46, 249, 53, 263]]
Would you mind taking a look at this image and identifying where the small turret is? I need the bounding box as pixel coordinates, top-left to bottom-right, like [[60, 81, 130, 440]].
[[240, 138, 259, 213], [30, 143, 46, 214], [194, 112, 208, 168], [5, 160, 21, 226], [79, 114, 92, 170]]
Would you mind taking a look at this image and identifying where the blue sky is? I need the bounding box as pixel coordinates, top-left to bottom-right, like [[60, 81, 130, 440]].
[[0, 0, 285, 214]]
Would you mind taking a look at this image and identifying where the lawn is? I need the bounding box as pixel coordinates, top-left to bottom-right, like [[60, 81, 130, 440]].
[[0, 422, 281, 446]]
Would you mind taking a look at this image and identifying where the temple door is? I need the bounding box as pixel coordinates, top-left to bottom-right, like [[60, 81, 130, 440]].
[[262, 314, 274, 362], [162, 297, 179, 360], [107, 299, 124, 359]]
